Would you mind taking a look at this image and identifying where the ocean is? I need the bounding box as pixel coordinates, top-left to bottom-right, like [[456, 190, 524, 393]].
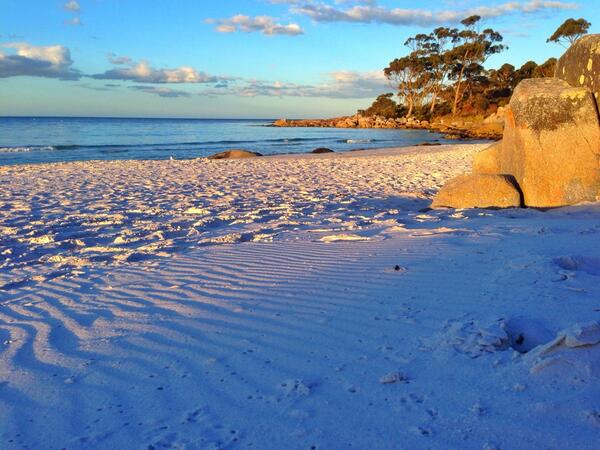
[[0, 116, 449, 165]]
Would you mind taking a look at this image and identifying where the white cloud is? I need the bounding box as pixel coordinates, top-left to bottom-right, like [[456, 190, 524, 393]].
[[107, 53, 133, 65], [206, 15, 304, 36], [286, 0, 577, 27], [92, 59, 223, 83], [63, 0, 80, 12], [200, 70, 388, 99], [63, 1, 82, 26], [129, 85, 192, 98], [65, 17, 82, 26], [0, 42, 80, 80]]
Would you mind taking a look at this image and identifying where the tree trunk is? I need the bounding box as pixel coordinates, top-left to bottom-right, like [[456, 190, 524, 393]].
[[429, 91, 438, 114], [452, 50, 470, 116], [452, 65, 466, 116]]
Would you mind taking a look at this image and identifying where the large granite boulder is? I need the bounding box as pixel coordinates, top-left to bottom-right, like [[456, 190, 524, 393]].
[[357, 116, 372, 128], [431, 174, 522, 209], [434, 34, 600, 210], [472, 142, 502, 175], [501, 78, 600, 207], [483, 106, 506, 124], [555, 34, 600, 104]]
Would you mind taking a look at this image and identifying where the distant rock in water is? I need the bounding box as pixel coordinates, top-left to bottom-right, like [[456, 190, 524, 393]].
[[433, 34, 600, 209], [311, 147, 334, 154], [208, 149, 262, 160], [416, 142, 441, 147]]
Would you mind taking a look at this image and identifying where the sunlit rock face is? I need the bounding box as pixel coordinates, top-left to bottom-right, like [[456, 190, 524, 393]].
[[500, 78, 600, 208], [433, 34, 600, 210], [472, 142, 502, 175], [431, 173, 522, 209], [556, 34, 600, 106]]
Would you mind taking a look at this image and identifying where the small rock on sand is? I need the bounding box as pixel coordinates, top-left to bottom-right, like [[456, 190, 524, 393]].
[[207, 149, 262, 160], [311, 147, 335, 154], [379, 371, 409, 384]]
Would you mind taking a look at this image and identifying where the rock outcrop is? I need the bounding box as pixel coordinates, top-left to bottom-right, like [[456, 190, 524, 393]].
[[501, 78, 600, 207], [431, 174, 522, 209], [482, 106, 506, 125], [207, 149, 262, 160], [273, 114, 503, 140], [555, 34, 599, 103], [472, 142, 502, 175], [434, 34, 600, 209]]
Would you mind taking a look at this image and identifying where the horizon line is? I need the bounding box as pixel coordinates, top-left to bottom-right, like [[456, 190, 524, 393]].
[[0, 115, 285, 121]]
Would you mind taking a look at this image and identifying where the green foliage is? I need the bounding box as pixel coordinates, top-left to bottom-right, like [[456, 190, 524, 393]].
[[384, 15, 508, 118], [443, 16, 506, 115], [384, 54, 430, 117], [533, 58, 558, 78], [547, 18, 591, 47], [381, 15, 573, 119], [364, 93, 400, 118]]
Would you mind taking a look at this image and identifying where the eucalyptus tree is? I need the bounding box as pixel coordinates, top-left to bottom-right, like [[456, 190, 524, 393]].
[[444, 15, 506, 116], [384, 54, 429, 117], [364, 93, 399, 118], [547, 18, 591, 47]]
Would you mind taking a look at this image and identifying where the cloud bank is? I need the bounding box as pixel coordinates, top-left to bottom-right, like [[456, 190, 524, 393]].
[[0, 43, 391, 99], [202, 71, 388, 99], [92, 59, 224, 84], [287, 0, 577, 26], [129, 85, 192, 98], [0, 42, 81, 80]]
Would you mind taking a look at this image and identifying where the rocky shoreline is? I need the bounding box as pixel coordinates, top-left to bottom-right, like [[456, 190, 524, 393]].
[[272, 112, 504, 141]]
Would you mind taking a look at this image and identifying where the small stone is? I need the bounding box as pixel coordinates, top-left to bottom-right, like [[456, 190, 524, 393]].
[[311, 147, 334, 154], [379, 371, 409, 384], [207, 149, 262, 160]]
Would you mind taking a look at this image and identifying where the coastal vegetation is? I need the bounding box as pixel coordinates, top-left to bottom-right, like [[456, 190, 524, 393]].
[[274, 17, 593, 141], [361, 17, 591, 120]]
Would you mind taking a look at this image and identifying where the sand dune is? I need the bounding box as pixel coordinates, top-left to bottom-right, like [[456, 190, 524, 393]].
[[1, 144, 600, 449]]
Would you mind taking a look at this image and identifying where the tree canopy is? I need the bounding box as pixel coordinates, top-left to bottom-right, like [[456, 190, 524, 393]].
[[381, 15, 507, 118], [367, 15, 570, 120], [547, 18, 591, 47], [363, 93, 399, 119]]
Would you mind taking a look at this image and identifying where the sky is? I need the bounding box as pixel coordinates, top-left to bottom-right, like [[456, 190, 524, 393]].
[[0, 0, 599, 118]]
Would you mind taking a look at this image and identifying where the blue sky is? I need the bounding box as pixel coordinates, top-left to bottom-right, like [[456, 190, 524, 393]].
[[1, 0, 598, 118]]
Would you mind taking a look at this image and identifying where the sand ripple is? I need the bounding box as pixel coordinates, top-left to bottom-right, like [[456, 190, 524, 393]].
[[0, 145, 482, 290]]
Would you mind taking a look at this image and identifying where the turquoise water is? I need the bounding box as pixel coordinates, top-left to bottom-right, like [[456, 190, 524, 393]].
[[0, 116, 449, 165]]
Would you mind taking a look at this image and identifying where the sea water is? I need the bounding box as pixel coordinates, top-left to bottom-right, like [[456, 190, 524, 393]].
[[0, 116, 450, 165]]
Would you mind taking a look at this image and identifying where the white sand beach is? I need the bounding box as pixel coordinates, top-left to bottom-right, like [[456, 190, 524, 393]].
[[1, 144, 600, 449]]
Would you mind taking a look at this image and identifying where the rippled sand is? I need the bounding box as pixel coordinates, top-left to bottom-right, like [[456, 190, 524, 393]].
[[0, 145, 482, 289], [2, 144, 600, 449]]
